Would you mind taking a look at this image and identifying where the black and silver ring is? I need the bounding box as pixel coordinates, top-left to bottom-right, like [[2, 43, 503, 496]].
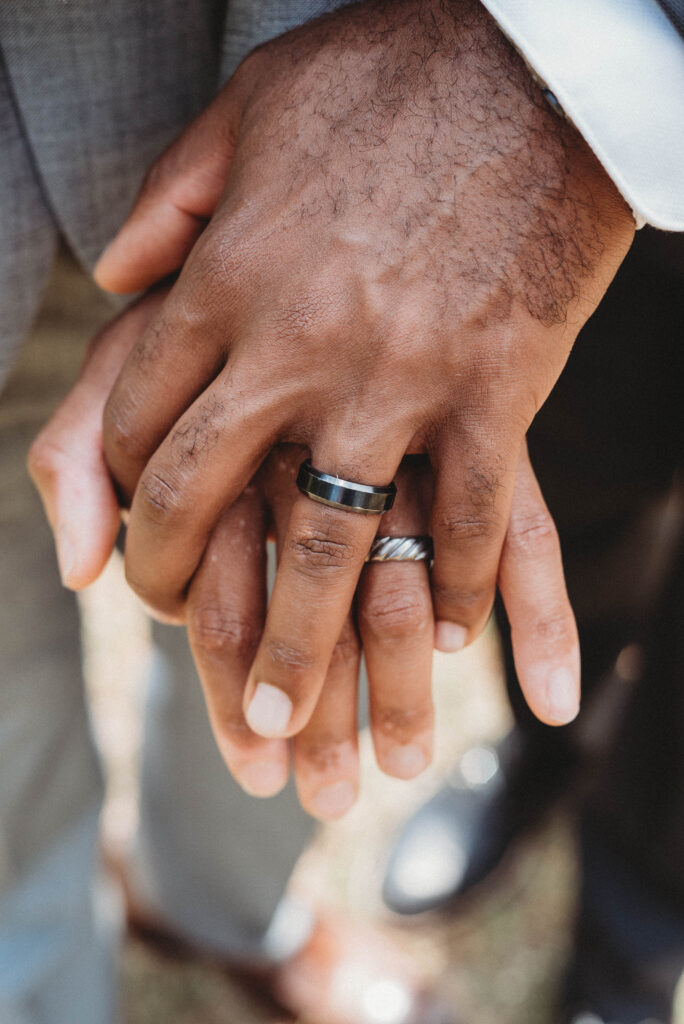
[[366, 536, 433, 562], [297, 459, 396, 515]]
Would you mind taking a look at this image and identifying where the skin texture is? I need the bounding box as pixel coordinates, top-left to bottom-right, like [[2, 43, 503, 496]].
[[65, 0, 632, 773], [31, 294, 579, 815]]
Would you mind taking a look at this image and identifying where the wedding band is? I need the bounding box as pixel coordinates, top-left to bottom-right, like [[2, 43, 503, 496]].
[[297, 459, 396, 515], [366, 536, 433, 563]]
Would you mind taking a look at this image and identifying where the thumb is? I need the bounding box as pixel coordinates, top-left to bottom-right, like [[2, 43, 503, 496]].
[[28, 290, 167, 588], [29, 437, 121, 591], [94, 82, 243, 295]]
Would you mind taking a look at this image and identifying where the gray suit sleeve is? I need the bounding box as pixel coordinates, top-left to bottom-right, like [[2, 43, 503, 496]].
[[657, 0, 684, 36]]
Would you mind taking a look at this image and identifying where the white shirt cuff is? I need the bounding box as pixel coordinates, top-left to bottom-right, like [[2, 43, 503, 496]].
[[478, 0, 684, 231]]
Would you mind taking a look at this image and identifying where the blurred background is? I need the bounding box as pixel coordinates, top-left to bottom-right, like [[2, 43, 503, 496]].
[[82, 561, 577, 1024]]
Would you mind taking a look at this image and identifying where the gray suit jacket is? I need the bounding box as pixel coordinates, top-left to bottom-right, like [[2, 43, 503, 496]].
[[0, 0, 341, 387]]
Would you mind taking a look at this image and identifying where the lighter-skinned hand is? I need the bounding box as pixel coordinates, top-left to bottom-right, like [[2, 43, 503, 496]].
[[92, 0, 632, 739], [30, 297, 581, 816]]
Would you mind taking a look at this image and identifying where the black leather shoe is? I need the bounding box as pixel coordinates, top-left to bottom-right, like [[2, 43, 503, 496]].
[[382, 727, 573, 915]]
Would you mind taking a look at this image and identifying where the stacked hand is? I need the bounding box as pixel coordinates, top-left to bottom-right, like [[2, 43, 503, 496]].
[[30, 0, 633, 819]]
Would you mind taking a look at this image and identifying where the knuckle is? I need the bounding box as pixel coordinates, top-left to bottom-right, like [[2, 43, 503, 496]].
[[103, 400, 150, 469], [289, 523, 358, 577], [299, 738, 348, 775], [190, 607, 260, 661], [265, 636, 316, 674], [436, 509, 497, 545], [360, 587, 431, 642], [375, 704, 432, 742], [531, 609, 576, 647], [329, 628, 360, 669], [137, 468, 184, 526], [27, 436, 66, 483], [507, 510, 558, 557]]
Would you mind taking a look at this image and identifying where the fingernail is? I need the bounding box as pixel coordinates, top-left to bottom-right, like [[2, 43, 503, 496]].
[[310, 780, 356, 820], [383, 744, 429, 779], [239, 760, 288, 797], [434, 621, 468, 652], [56, 525, 76, 587], [547, 667, 580, 724], [246, 683, 293, 737]]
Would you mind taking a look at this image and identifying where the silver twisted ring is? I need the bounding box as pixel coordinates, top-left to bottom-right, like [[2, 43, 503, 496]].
[[297, 459, 396, 515], [366, 536, 433, 563]]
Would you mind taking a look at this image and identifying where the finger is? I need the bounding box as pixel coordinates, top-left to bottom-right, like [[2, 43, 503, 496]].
[[102, 271, 231, 504], [186, 486, 291, 797], [292, 616, 361, 821], [357, 457, 435, 780], [93, 77, 248, 294], [498, 443, 580, 726], [243, 441, 406, 739], [121, 364, 279, 620], [430, 427, 519, 652], [27, 290, 166, 588]]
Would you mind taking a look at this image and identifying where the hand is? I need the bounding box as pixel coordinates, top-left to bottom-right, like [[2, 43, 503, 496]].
[[93, 0, 629, 734], [29, 300, 580, 819], [29, 297, 434, 812]]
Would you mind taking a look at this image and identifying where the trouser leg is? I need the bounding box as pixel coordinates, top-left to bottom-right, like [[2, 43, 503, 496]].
[[505, 230, 684, 1020], [563, 532, 684, 1023], [7, 247, 317, 969], [132, 616, 317, 964], [586, 531, 684, 904], [497, 227, 684, 791], [0, 259, 118, 1024]]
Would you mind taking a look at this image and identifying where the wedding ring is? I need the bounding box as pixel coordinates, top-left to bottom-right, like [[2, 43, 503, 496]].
[[297, 460, 396, 515], [366, 536, 433, 563]]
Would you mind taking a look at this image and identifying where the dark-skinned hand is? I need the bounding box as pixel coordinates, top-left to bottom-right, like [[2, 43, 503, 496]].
[[85, 0, 631, 742], [31, 292, 580, 815]]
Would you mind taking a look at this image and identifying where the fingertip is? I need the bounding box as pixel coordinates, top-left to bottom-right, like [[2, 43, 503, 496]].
[[236, 759, 290, 798], [92, 242, 115, 289], [306, 780, 358, 821], [93, 237, 137, 294], [545, 666, 581, 726], [519, 650, 581, 727], [434, 620, 468, 653], [54, 524, 77, 588], [379, 742, 431, 780], [55, 479, 122, 590]]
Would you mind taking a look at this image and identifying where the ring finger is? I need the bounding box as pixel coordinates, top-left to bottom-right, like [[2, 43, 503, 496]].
[[242, 436, 408, 739], [357, 456, 435, 779]]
